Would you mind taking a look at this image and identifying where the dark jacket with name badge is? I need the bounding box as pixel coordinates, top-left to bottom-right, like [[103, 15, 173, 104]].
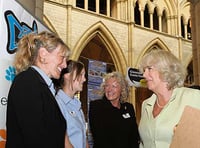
[[89, 96, 139, 148]]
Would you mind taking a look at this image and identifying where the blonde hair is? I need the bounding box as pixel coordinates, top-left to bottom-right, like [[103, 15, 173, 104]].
[[101, 71, 129, 102], [14, 31, 71, 74], [139, 50, 187, 89]]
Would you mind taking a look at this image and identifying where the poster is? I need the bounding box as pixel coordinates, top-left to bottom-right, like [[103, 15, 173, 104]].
[[87, 59, 107, 147], [87, 59, 107, 101]]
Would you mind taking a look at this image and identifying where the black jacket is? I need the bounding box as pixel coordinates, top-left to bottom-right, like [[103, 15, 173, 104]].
[[89, 96, 139, 148], [6, 67, 66, 148]]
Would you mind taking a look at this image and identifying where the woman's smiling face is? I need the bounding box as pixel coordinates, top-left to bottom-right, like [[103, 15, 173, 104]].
[[104, 77, 122, 102]]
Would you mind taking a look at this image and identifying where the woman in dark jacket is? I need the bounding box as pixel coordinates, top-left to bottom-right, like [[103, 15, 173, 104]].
[[6, 31, 71, 148], [89, 71, 139, 148]]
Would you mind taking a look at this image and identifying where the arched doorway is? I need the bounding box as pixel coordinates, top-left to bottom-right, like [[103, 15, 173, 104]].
[[78, 35, 115, 122]]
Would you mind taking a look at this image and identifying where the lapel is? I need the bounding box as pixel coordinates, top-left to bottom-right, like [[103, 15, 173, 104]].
[[144, 94, 156, 119], [29, 67, 55, 98]]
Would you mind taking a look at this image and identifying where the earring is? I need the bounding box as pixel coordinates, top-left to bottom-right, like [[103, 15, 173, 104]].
[[41, 58, 45, 64]]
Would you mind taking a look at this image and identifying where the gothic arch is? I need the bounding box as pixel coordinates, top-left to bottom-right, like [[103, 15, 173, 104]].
[[165, 0, 177, 15], [72, 21, 127, 73], [136, 37, 170, 67]]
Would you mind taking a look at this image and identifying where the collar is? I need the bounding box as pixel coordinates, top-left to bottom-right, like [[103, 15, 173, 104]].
[[31, 66, 52, 87]]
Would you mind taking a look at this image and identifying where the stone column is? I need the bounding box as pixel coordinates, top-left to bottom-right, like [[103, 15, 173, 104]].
[[107, 0, 110, 17], [140, 7, 144, 27], [35, 0, 44, 22], [184, 24, 188, 39], [150, 13, 153, 29], [96, 0, 99, 13], [189, 0, 200, 84], [158, 15, 162, 32], [117, 0, 121, 19], [85, 0, 88, 10]]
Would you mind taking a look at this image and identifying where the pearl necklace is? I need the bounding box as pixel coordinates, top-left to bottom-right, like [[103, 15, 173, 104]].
[[156, 99, 165, 108]]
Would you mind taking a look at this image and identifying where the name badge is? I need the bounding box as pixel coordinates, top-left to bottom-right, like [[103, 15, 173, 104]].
[[122, 113, 130, 119], [69, 111, 76, 117]]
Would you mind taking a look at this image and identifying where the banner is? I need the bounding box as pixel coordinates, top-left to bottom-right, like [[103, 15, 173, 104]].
[[0, 0, 48, 147]]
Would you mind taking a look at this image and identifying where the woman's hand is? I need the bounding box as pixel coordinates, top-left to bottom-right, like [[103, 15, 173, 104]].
[[65, 134, 74, 148]]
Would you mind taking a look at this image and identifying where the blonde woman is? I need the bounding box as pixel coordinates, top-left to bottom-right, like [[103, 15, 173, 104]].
[[138, 50, 200, 148], [6, 31, 71, 148], [89, 71, 139, 148]]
